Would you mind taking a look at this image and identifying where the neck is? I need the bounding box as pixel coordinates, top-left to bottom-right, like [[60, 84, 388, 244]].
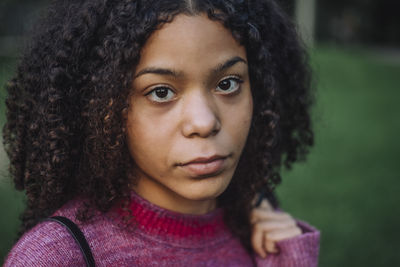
[[132, 177, 217, 215]]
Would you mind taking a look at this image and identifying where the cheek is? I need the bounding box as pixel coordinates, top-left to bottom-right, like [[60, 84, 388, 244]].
[[126, 107, 177, 169], [225, 93, 253, 145]]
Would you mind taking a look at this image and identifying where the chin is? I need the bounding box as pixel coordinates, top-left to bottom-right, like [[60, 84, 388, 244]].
[[179, 176, 231, 201]]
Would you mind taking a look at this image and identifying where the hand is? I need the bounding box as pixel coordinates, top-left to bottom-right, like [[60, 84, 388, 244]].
[[250, 198, 302, 258]]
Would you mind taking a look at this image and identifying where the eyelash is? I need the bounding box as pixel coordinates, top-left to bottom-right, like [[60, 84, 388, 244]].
[[145, 76, 244, 103], [145, 85, 176, 103], [215, 76, 244, 95]]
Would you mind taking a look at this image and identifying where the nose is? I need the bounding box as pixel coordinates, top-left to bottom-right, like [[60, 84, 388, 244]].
[[181, 90, 221, 138]]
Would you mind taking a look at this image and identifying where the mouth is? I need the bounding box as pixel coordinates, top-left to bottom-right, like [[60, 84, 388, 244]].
[[177, 155, 230, 177]]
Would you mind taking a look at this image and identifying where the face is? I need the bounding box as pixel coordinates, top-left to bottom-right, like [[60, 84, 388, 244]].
[[127, 14, 253, 215]]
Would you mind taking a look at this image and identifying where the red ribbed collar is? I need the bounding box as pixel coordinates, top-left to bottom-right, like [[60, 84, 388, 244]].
[[111, 191, 231, 247]]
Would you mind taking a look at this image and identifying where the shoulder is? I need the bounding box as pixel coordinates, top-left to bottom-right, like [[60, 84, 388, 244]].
[[4, 200, 89, 267], [4, 219, 87, 267]]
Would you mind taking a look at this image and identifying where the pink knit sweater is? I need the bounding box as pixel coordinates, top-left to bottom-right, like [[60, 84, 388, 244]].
[[4, 192, 320, 266]]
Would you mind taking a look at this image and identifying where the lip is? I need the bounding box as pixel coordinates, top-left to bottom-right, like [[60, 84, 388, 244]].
[[178, 155, 229, 177]]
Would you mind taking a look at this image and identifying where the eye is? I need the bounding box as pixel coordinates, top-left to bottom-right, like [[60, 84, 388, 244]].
[[216, 77, 243, 94], [146, 86, 176, 103]]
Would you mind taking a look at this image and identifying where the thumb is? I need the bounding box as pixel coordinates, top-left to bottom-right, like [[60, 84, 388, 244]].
[[259, 198, 273, 211]]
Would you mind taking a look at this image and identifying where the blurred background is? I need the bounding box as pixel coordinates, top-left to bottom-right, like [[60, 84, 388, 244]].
[[1, 0, 399, 265]]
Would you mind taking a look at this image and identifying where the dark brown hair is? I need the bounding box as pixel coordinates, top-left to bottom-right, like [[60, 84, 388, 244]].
[[3, 0, 313, 251]]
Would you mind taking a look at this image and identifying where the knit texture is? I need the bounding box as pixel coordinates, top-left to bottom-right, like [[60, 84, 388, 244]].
[[4, 192, 320, 266]]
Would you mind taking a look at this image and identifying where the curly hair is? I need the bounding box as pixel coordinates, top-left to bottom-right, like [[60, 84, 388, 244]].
[[2, 0, 313, 252]]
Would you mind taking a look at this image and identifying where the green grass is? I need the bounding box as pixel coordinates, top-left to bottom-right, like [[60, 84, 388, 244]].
[[277, 46, 400, 266], [1, 46, 400, 265]]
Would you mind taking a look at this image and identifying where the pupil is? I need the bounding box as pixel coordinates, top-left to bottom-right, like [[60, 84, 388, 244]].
[[155, 88, 168, 98], [219, 80, 231, 90]]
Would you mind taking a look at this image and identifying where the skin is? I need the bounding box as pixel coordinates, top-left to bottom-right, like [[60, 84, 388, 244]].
[[126, 13, 301, 258], [127, 14, 253, 215], [251, 198, 302, 258]]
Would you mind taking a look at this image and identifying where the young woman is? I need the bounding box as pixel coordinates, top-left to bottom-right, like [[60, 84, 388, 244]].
[[3, 0, 319, 266]]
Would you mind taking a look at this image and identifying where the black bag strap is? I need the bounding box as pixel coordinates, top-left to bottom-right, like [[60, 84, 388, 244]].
[[46, 216, 96, 267]]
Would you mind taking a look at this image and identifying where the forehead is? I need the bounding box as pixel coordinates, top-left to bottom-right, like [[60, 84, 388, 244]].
[[135, 14, 247, 73]]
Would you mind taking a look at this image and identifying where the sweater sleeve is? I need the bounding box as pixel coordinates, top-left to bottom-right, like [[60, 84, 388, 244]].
[[254, 220, 320, 267], [4, 221, 87, 267]]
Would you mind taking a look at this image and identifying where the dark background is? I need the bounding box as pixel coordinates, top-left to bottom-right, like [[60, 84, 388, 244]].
[[1, 0, 400, 266]]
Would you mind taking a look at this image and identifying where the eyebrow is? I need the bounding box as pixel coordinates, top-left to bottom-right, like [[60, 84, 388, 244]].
[[133, 56, 247, 79]]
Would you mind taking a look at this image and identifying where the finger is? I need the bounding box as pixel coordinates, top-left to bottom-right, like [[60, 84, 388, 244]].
[[250, 210, 292, 224], [264, 238, 279, 254], [259, 198, 273, 211], [266, 226, 302, 242], [251, 225, 267, 258], [252, 218, 297, 232]]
